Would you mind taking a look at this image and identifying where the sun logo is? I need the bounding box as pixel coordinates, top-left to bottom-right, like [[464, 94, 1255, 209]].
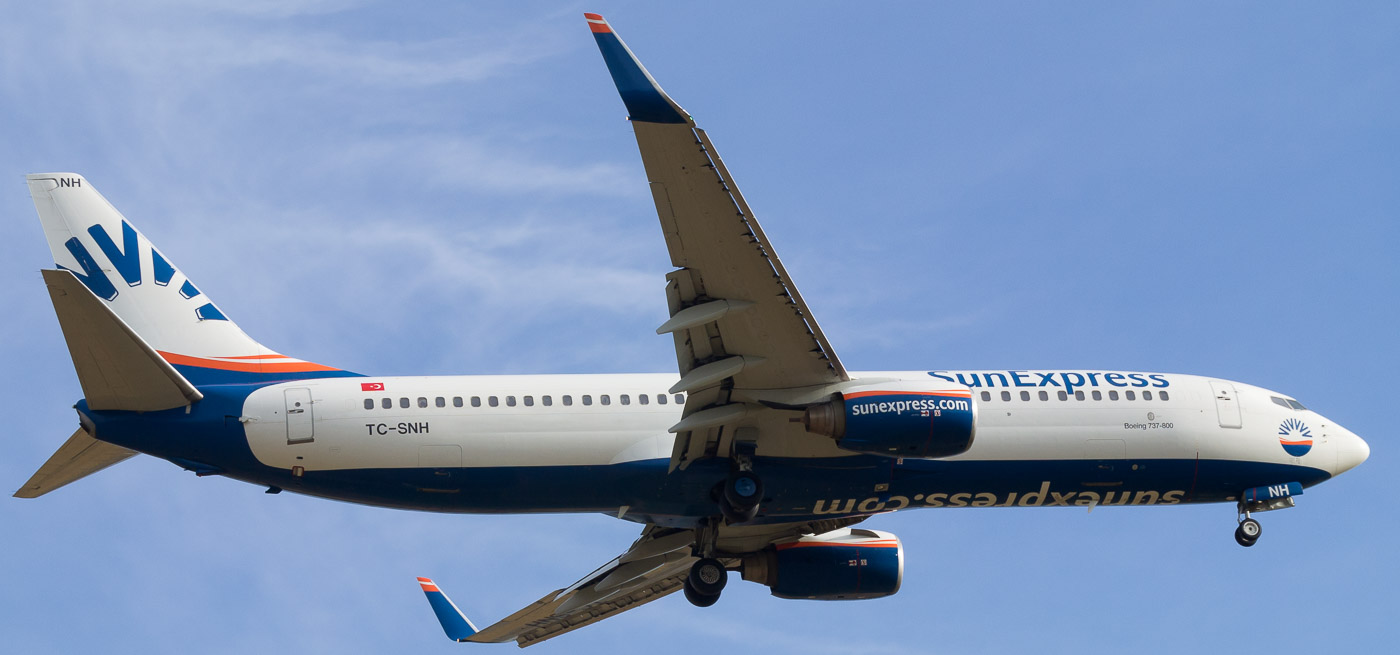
[[1278, 418, 1313, 457]]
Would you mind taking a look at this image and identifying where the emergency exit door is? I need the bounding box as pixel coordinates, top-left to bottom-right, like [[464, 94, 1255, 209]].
[[1209, 380, 1242, 429], [285, 388, 314, 444]]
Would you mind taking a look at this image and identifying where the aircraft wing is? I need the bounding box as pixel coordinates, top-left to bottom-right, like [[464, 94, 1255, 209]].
[[421, 518, 865, 647], [588, 13, 851, 470]]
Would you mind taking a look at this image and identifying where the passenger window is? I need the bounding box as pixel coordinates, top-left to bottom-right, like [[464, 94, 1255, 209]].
[[1143, 391, 1153, 401], [382, 398, 392, 409], [563, 395, 573, 406], [1108, 390, 1119, 401], [674, 394, 684, 404], [471, 396, 481, 407], [1000, 391, 1011, 401], [1057, 390, 1068, 401], [453, 397, 463, 408], [524, 396, 534, 407], [1160, 391, 1170, 401], [620, 394, 630, 405], [981, 391, 991, 402], [489, 396, 499, 407], [601, 395, 611, 406], [583, 395, 592, 406], [542, 396, 552, 406], [1039, 390, 1049, 401], [506, 396, 516, 407], [1075, 391, 1085, 401], [363, 399, 374, 410], [435, 397, 446, 408], [1092, 390, 1102, 401], [657, 394, 667, 405], [417, 397, 428, 408], [1020, 391, 1030, 401], [639, 394, 649, 405], [400, 397, 410, 409], [1125, 390, 1136, 401]]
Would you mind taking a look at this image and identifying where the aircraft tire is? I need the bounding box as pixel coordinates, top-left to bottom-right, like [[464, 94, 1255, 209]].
[[719, 496, 759, 524], [688, 558, 728, 597], [723, 471, 763, 510], [720, 471, 763, 524], [1234, 525, 1258, 547], [683, 580, 721, 607]]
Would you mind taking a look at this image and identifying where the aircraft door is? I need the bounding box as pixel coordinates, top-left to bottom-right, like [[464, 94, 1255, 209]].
[[285, 388, 314, 444], [1209, 380, 1242, 429]]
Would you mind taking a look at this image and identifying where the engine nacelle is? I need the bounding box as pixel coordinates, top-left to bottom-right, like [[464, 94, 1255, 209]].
[[801, 380, 977, 458], [740, 528, 904, 600]]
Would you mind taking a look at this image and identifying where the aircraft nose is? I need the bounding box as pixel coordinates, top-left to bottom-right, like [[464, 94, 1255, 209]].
[[1334, 428, 1370, 476]]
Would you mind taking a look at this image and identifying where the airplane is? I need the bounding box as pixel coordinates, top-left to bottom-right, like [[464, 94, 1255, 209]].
[[13, 12, 1369, 648]]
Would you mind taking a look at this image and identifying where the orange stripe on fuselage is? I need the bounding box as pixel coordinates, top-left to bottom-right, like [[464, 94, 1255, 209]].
[[158, 351, 340, 373]]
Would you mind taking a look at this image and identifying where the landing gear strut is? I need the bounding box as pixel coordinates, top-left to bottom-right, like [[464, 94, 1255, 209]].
[[683, 557, 727, 607], [1235, 501, 1263, 547]]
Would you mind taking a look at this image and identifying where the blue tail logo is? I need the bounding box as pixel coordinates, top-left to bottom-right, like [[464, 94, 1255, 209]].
[[60, 220, 228, 321]]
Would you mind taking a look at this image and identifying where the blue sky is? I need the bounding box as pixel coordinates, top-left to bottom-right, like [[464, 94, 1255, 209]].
[[2, 2, 1396, 653]]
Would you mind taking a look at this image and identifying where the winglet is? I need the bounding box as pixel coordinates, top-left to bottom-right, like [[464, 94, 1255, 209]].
[[417, 577, 479, 642], [584, 13, 689, 124]]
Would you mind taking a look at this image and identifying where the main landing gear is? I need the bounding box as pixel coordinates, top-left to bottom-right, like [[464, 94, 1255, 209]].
[[685, 461, 762, 607], [683, 558, 727, 607], [719, 470, 763, 524]]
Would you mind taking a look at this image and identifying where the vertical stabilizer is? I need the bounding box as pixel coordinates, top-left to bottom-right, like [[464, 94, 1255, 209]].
[[27, 173, 355, 385]]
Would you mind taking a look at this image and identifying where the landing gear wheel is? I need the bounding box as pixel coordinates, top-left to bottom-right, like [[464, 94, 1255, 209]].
[[1234, 518, 1262, 547], [682, 579, 720, 607], [1234, 526, 1257, 547], [687, 558, 727, 598], [719, 471, 763, 524]]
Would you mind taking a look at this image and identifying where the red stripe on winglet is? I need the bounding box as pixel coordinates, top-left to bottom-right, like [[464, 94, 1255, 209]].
[[585, 13, 611, 33]]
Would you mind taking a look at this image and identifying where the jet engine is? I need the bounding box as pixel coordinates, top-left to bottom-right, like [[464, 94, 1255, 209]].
[[800, 380, 977, 458], [740, 528, 904, 600]]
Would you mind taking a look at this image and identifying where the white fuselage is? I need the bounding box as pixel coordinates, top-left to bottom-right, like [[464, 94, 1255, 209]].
[[226, 370, 1366, 523]]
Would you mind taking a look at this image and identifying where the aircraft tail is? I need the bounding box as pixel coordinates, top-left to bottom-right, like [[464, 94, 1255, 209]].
[[26, 173, 355, 386]]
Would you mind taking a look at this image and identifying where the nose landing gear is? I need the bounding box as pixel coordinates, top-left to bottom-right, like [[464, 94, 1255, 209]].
[[1232, 481, 1301, 547], [1234, 516, 1262, 547]]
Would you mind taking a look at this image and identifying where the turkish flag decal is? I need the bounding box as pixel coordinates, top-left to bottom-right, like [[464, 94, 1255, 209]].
[[361, 382, 385, 392]]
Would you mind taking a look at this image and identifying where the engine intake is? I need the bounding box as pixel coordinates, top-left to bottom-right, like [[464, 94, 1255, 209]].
[[741, 528, 903, 600], [801, 381, 977, 458]]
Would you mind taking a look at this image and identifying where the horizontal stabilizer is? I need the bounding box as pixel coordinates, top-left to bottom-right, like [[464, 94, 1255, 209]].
[[43, 269, 202, 411], [14, 428, 137, 498]]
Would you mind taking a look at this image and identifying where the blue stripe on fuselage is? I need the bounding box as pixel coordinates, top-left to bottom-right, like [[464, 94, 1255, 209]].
[[169, 364, 363, 386], [80, 392, 1332, 528]]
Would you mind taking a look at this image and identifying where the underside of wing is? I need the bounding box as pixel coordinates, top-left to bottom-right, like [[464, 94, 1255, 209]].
[[427, 517, 870, 647]]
